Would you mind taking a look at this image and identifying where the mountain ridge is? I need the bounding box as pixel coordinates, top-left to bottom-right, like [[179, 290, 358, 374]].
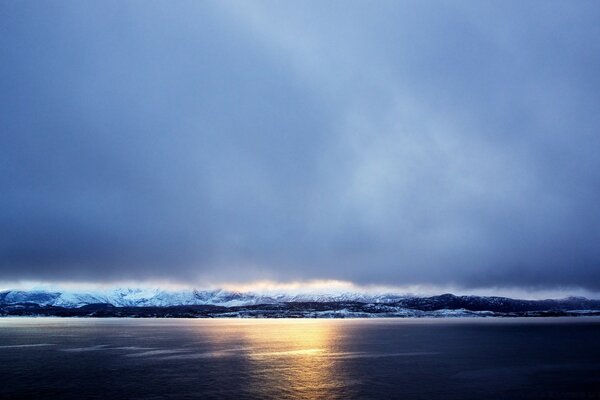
[[0, 288, 409, 308], [2, 288, 600, 318]]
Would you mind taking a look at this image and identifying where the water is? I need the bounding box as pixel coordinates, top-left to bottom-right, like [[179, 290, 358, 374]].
[[1, 318, 599, 399]]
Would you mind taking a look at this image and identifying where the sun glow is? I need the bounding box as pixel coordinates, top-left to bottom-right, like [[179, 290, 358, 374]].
[[220, 279, 358, 294]]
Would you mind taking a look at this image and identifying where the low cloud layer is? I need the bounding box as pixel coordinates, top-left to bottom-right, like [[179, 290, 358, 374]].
[[1, 1, 600, 291]]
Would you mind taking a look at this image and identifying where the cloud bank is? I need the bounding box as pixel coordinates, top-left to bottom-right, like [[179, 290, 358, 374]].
[[1, 1, 600, 291]]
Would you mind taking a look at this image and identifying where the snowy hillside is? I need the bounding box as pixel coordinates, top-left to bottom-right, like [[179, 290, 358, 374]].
[[0, 288, 408, 308], [3, 287, 600, 320]]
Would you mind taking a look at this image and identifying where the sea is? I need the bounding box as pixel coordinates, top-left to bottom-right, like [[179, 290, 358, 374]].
[[1, 317, 599, 399]]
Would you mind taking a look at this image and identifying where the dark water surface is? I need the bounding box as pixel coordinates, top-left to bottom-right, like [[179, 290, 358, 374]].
[[1, 318, 599, 399]]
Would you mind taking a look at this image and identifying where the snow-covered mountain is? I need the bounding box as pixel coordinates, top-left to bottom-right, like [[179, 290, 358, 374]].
[[0, 288, 407, 308], [3, 288, 600, 318]]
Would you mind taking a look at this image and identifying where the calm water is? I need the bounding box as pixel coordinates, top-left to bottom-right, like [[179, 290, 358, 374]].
[[1, 318, 599, 399]]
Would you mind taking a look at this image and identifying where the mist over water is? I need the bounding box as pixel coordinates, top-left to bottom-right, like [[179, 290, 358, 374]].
[[1, 318, 600, 399]]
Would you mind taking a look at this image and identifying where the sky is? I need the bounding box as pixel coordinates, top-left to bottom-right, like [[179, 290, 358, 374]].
[[1, 1, 600, 295]]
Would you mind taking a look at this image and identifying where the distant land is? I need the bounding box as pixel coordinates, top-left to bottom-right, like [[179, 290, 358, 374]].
[[1, 288, 600, 318]]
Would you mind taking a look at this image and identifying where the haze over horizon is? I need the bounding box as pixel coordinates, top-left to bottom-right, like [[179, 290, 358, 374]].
[[2, 1, 600, 297]]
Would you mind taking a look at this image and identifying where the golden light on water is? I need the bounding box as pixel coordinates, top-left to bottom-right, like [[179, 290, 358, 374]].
[[242, 320, 342, 399], [200, 320, 347, 399]]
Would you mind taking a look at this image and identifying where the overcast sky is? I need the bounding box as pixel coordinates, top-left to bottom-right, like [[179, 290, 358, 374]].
[[2, 1, 600, 292]]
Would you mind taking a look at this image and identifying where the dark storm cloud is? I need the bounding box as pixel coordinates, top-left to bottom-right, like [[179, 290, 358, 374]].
[[1, 1, 600, 289]]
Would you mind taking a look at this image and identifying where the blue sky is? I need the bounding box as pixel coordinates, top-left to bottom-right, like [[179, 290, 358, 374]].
[[2, 1, 600, 293]]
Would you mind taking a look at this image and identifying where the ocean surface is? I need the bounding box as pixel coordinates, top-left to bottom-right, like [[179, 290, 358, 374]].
[[1, 317, 599, 399]]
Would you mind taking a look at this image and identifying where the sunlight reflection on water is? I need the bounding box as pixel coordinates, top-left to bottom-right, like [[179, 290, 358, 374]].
[[161, 319, 349, 399], [2, 318, 600, 399], [236, 320, 343, 399]]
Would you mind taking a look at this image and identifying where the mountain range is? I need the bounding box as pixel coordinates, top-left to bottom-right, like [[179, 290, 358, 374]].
[[0, 288, 407, 308], [2, 288, 600, 318]]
